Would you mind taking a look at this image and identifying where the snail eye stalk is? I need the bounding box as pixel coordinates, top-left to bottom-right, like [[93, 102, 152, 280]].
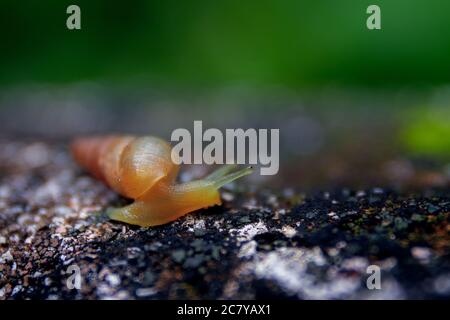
[[208, 165, 253, 189]]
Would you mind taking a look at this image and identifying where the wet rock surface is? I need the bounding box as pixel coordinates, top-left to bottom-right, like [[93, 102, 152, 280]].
[[0, 140, 449, 299]]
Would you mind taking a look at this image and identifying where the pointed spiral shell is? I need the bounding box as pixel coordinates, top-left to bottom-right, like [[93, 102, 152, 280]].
[[71, 135, 179, 199]]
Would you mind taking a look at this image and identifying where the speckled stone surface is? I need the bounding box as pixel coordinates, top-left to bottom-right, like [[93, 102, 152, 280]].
[[0, 140, 449, 299]]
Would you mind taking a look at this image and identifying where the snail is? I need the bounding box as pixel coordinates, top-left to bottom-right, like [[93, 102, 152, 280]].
[[70, 135, 253, 227]]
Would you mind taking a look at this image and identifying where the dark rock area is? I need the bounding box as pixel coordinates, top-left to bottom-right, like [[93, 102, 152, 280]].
[[0, 140, 449, 299]]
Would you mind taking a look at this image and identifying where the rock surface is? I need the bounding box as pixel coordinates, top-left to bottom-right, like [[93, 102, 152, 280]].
[[0, 140, 449, 299]]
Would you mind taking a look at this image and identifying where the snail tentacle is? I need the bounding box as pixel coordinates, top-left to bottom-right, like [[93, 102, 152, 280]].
[[211, 166, 253, 188], [205, 164, 239, 180]]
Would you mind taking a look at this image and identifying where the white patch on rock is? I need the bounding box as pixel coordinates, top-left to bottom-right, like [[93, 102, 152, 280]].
[[341, 257, 369, 273], [181, 215, 206, 232], [0, 186, 10, 198], [106, 274, 121, 287], [433, 273, 450, 295], [213, 218, 225, 231], [136, 287, 157, 297], [0, 250, 14, 263], [279, 225, 297, 238], [238, 240, 257, 258], [192, 219, 206, 230], [12, 285, 22, 296], [252, 247, 361, 299], [411, 246, 432, 262], [229, 221, 268, 242], [32, 179, 61, 204]]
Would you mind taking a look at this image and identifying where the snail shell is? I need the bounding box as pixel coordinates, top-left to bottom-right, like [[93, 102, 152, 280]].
[[71, 135, 252, 227]]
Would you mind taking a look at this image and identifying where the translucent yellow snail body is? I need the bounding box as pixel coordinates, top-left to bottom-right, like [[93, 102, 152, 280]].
[[71, 135, 252, 227]]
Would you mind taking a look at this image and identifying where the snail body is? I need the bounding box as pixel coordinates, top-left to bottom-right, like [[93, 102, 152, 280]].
[[71, 135, 252, 227]]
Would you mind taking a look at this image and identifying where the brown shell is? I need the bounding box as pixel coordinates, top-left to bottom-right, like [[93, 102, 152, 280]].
[[71, 135, 179, 199]]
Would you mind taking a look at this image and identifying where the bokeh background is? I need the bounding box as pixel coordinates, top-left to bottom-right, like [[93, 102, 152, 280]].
[[0, 0, 449, 190], [3, 0, 450, 87]]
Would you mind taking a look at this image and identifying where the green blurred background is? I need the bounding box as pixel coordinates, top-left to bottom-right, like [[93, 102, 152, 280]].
[[0, 0, 449, 179], [1, 0, 450, 88]]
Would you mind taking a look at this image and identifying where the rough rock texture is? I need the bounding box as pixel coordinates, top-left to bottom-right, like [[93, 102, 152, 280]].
[[0, 140, 449, 299]]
